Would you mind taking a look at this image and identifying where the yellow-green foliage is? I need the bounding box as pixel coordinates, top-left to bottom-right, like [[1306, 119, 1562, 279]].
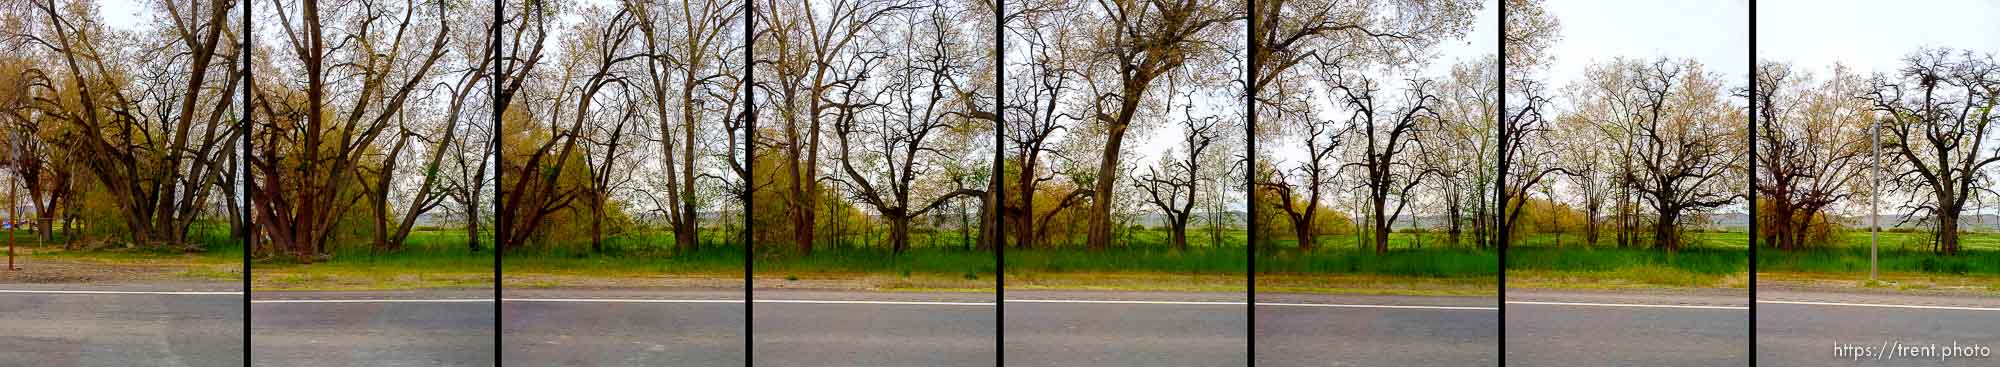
[[1753, 199, 1837, 247], [748, 147, 875, 250], [1510, 196, 1586, 235]]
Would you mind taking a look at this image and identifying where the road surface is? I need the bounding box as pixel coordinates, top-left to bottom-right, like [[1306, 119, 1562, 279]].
[[0, 282, 243, 366], [252, 289, 495, 366], [502, 289, 745, 366], [1004, 290, 1245, 367], [1758, 290, 2000, 367], [1506, 290, 1749, 366], [1255, 293, 1498, 366]]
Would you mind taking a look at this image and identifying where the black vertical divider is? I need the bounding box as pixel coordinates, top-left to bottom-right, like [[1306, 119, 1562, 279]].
[[490, 0, 505, 364], [993, 0, 1006, 366], [241, 0, 254, 363], [743, 0, 757, 365], [1495, 2, 1508, 366], [1244, 0, 1258, 365], [1746, 1, 1758, 364]]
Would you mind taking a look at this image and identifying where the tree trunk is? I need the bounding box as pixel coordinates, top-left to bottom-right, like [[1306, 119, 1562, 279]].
[[591, 192, 605, 254], [1938, 209, 1961, 255], [1372, 197, 1390, 255], [1085, 124, 1130, 251], [1293, 217, 1316, 251], [1170, 221, 1188, 251], [889, 216, 911, 255], [1655, 211, 1680, 252], [465, 204, 482, 252]]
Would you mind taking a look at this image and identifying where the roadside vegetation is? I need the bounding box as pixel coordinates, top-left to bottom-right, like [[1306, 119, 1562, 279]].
[[1754, 48, 2000, 294]]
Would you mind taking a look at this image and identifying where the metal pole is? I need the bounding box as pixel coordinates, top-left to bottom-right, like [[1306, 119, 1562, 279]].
[[1871, 119, 1880, 281]]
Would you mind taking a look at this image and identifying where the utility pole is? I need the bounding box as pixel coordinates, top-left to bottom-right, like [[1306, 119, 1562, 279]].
[[6, 141, 16, 271], [6, 135, 16, 271], [1871, 118, 1880, 281]]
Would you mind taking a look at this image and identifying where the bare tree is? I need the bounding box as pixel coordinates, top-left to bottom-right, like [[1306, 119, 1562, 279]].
[[17, 0, 242, 248], [631, 0, 741, 252], [1133, 102, 1222, 251], [1075, 0, 1238, 250], [1259, 95, 1343, 251], [1867, 48, 2000, 256], [828, 5, 985, 254], [495, 5, 641, 251], [1754, 61, 1870, 251], [1627, 58, 1742, 251], [758, 0, 919, 255], [1326, 68, 1440, 254]]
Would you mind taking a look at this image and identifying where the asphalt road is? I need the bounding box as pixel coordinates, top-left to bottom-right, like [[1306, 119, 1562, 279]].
[[1758, 290, 2000, 367], [754, 290, 996, 367], [1004, 291, 1245, 367], [1505, 290, 1749, 366], [252, 289, 495, 366], [0, 283, 243, 367], [502, 289, 744, 366], [1255, 293, 1498, 366]]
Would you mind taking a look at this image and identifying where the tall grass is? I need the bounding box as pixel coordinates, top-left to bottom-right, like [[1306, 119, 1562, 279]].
[[1761, 231, 2000, 275]]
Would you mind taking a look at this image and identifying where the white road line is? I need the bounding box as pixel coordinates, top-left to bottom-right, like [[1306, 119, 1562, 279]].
[[506, 298, 742, 304], [0, 289, 242, 295], [1760, 300, 2000, 312], [1258, 302, 1498, 311], [1507, 301, 1747, 310], [252, 299, 492, 304], [1009, 299, 1240, 306], [254, 297, 1494, 309], [758, 299, 995, 306]]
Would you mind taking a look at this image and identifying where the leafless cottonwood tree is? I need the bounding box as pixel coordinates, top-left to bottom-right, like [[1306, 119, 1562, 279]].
[[1498, 79, 1563, 247], [1326, 68, 1440, 254], [1133, 102, 1222, 251], [1259, 95, 1344, 251], [1434, 57, 1497, 247], [631, 0, 741, 252], [1754, 61, 1870, 251], [1497, 0, 1559, 248], [829, 3, 987, 254], [15, 0, 243, 248], [1626, 58, 1742, 251], [496, 5, 640, 251], [1001, 0, 1088, 250], [758, 0, 919, 255], [1553, 112, 1611, 246], [1868, 48, 2000, 256], [255, 0, 457, 259], [1074, 0, 1238, 251]]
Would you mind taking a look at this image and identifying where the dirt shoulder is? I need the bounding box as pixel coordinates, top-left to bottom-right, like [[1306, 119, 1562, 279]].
[[1757, 271, 2000, 296], [0, 252, 240, 285]]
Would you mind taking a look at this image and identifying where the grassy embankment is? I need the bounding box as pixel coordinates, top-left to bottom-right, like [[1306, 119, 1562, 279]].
[[1504, 231, 1750, 290], [496, 228, 1500, 294], [251, 229, 491, 290], [1757, 231, 2000, 293], [1, 225, 244, 282]]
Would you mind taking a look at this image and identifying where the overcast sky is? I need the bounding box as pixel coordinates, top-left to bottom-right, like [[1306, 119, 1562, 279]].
[[1539, 0, 1749, 97], [1758, 0, 2000, 76], [1758, 0, 2000, 217]]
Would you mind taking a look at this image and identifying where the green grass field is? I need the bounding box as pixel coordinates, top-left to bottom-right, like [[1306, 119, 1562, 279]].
[[1504, 232, 1749, 288], [1757, 231, 2000, 276], [251, 230, 492, 290], [25, 227, 244, 266]]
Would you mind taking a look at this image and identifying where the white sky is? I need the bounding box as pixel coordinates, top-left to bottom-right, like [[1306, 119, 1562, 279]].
[[1539, 0, 1749, 94], [1258, 1, 1497, 217], [1758, 0, 2000, 217], [1533, 0, 1749, 217], [1758, 0, 2000, 76], [97, 0, 146, 31]]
